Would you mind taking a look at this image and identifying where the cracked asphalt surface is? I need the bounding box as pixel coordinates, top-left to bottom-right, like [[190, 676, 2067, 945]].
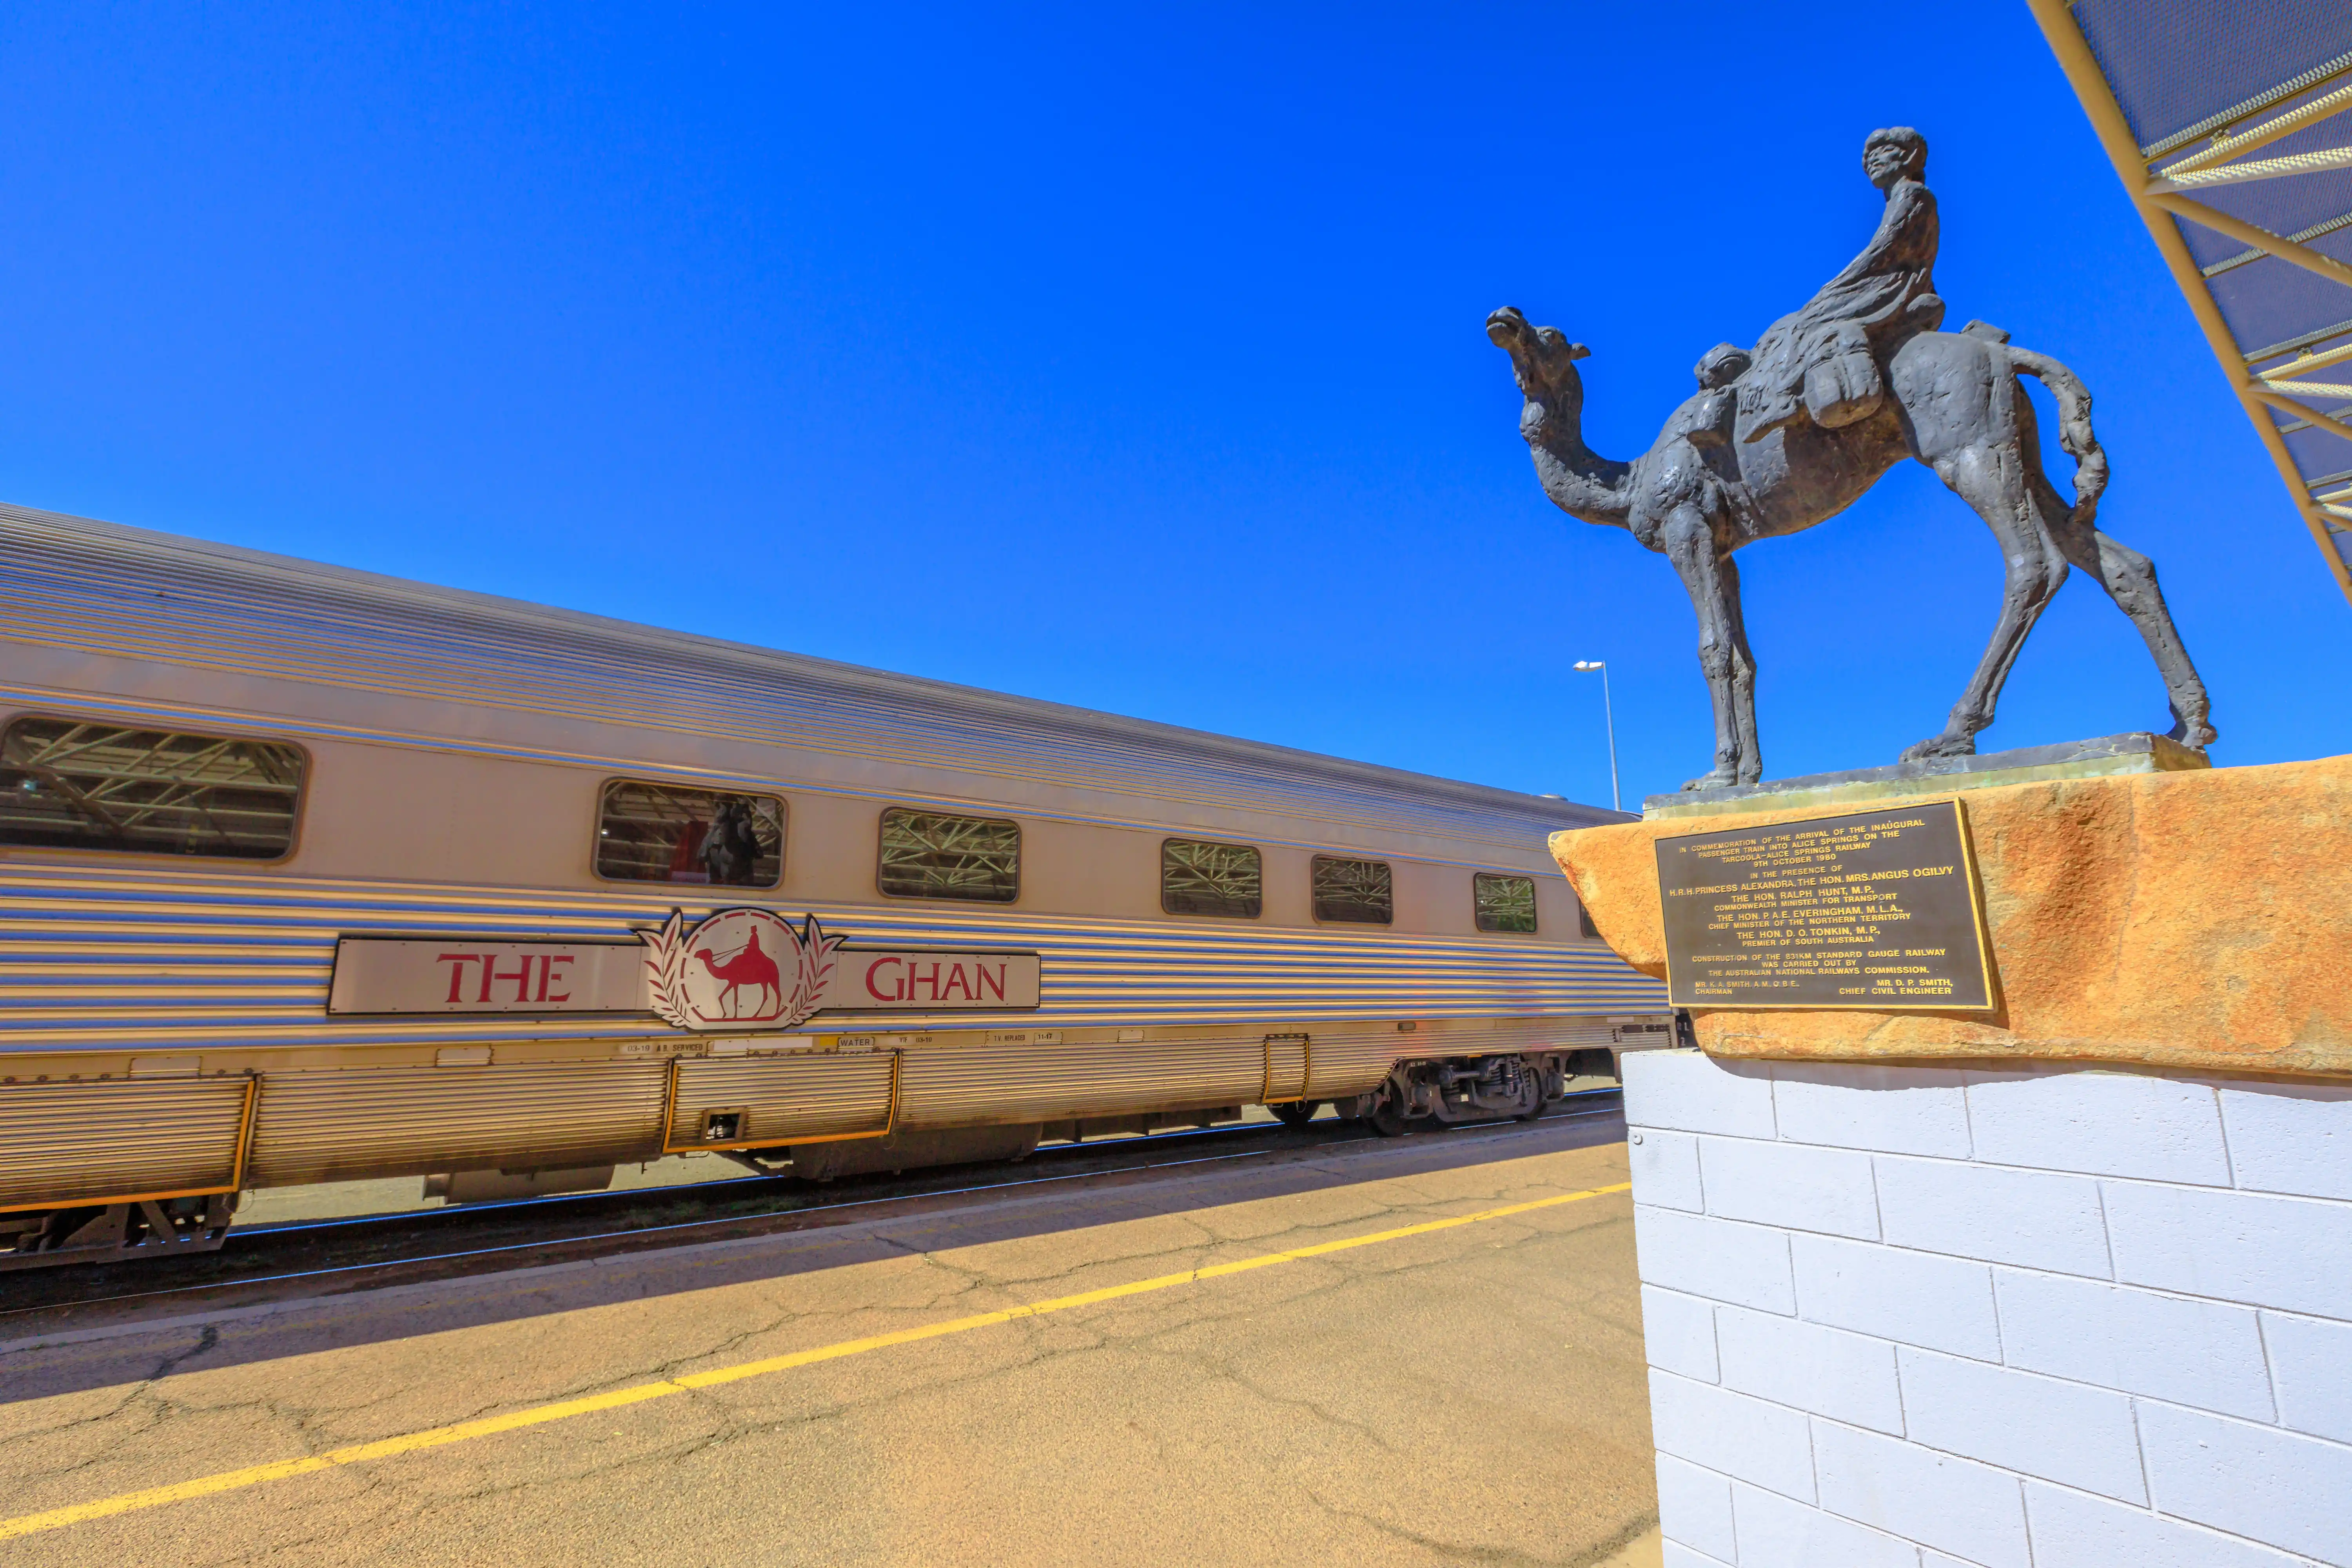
[[0, 1116, 1654, 1566]]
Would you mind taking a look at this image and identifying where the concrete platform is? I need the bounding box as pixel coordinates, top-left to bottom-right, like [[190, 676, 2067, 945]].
[[0, 1114, 1655, 1567]]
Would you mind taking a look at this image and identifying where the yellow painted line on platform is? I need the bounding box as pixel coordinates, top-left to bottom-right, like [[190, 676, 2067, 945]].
[[0, 1181, 1629, 1542]]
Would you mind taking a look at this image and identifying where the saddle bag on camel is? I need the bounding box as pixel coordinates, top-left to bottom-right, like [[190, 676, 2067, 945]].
[[1801, 319, 1886, 430]]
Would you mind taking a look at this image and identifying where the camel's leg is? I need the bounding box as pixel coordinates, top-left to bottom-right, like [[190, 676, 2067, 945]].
[[1904, 443, 2071, 760], [1717, 550, 1763, 782], [1662, 506, 1750, 789], [2038, 486, 2218, 748]]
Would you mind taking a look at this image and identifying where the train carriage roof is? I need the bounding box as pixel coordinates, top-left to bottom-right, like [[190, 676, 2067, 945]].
[[0, 502, 1625, 850]]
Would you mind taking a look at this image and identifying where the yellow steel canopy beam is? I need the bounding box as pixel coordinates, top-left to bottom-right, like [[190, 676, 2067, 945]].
[[2027, 0, 2352, 604]]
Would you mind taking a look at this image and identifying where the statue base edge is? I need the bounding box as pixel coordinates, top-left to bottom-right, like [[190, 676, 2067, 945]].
[[1641, 731, 2208, 820], [1559, 754, 2352, 1082]]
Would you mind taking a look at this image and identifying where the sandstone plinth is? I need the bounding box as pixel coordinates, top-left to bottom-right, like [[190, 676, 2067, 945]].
[[1552, 755, 2352, 1079]]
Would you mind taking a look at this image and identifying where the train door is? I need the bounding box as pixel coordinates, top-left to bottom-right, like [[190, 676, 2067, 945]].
[[1261, 1032, 1309, 1107]]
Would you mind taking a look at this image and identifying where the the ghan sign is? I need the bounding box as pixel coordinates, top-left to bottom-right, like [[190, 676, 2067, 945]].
[[327, 908, 1041, 1027], [1654, 800, 1994, 1011]]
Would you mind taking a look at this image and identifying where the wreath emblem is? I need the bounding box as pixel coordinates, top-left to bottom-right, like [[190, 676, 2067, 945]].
[[638, 908, 847, 1031]]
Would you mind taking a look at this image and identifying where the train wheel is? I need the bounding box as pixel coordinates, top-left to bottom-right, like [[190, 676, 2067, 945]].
[[1268, 1100, 1320, 1128], [1517, 1083, 1550, 1122], [1368, 1084, 1411, 1138]]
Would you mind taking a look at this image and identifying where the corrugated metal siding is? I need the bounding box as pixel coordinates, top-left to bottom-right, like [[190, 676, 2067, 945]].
[[0, 1077, 250, 1209], [898, 1036, 1270, 1128], [0, 864, 1668, 1054], [1302, 1031, 1411, 1102], [668, 1053, 893, 1147], [0, 503, 1619, 851], [245, 1062, 668, 1186]]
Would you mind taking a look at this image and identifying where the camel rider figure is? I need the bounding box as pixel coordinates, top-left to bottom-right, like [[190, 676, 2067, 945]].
[[1739, 127, 1944, 441], [1639, 341, 1751, 538]]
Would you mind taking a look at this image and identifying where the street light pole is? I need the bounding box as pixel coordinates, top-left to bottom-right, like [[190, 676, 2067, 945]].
[[1573, 660, 1621, 812]]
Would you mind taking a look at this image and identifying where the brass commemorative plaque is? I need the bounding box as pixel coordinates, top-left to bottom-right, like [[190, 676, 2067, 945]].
[[1655, 800, 1993, 1010]]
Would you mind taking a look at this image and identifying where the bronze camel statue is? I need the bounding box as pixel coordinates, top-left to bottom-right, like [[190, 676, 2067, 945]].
[[1490, 128, 2213, 791]]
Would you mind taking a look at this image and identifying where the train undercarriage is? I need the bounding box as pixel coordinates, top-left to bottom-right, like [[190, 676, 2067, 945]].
[[0, 1194, 238, 1273], [0, 1048, 1622, 1272], [1300, 1049, 1601, 1136]]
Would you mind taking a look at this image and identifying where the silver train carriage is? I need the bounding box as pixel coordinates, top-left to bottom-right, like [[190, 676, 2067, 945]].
[[0, 502, 1669, 1269]]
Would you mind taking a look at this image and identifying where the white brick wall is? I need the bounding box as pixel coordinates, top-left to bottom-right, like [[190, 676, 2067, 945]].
[[1657, 1452, 1738, 1559], [1873, 1156, 2113, 1276], [1632, 1127, 1706, 1211], [1633, 1205, 1795, 1313], [1700, 1136, 1881, 1239], [2218, 1083, 2352, 1201], [1789, 1232, 2001, 1360], [1717, 1306, 1903, 1434], [2265, 1311, 2352, 1443], [1623, 1049, 2352, 1568]]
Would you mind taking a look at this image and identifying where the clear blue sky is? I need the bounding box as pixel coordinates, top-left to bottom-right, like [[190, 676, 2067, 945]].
[[2, 3, 2341, 807]]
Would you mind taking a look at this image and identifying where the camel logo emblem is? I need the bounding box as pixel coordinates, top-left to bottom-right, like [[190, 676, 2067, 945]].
[[639, 907, 846, 1031]]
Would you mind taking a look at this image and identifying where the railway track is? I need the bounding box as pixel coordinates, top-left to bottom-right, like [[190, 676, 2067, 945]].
[[0, 1091, 1626, 1329]]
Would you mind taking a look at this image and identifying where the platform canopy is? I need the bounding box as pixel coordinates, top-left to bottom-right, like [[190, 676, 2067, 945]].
[[2030, 0, 2352, 604]]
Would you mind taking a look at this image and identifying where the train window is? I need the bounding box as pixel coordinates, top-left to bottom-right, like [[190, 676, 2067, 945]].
[[1474, 873, 1539, 933], [1161, 838, 1262, 918], [1579, 897, 1603, 942], [1311, 856, 1392, 925], [595, 781, 783, 887], [878, 808, 1020, 902], [0, 717, 306, 859]]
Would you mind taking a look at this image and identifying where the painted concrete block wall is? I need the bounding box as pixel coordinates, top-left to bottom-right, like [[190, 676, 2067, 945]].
[[1623, 1049, 2352, 1568]]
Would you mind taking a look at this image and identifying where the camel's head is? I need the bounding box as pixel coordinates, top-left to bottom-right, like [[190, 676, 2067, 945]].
[[1486, 307, 1590, 408], [1485, 307, 1630, 507]]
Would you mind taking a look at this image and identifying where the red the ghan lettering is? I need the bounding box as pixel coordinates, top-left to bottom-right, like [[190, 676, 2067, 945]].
[[865, 956, 904, 1001], [941, 964, 971, 1002], [436, 953, 479, 1004], [540, 953, 574, 1003], [977, 964, 1005, 1002], [907, 962, 941, 1002], [488, 953, 534, 1004]]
